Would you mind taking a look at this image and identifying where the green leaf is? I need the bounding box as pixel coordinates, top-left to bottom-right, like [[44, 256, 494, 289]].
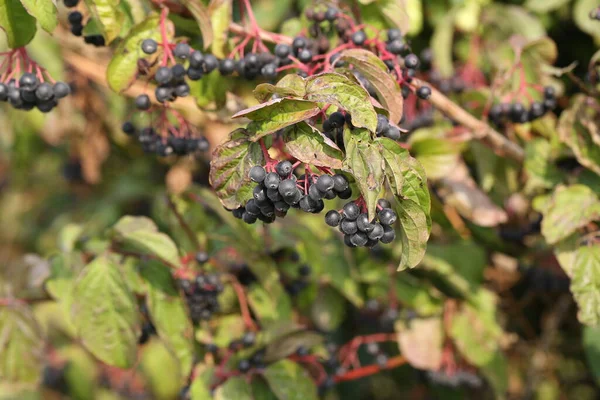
[[524, 0, 570, 13], [71, 254, 139, 368], [449, 290, 502, 367], [215, 376, 253, 400], [208, 0, 231, 58], [190, 365, 215, 400], [248, 284, 293, 325], [571, 244, 600, 326], [394, 197, 430, 270], [343, 128, 385, 220], [264, 330, 323, 363], [574, 0, 600, 41], [107, 15, 165, 92], [0, 0, 37, 48], [377, 137, 431, 222], [209, 128, 264, 209], [252, 379, 279, 400], [558, 95, 600, 176], [483, 5, 546, 40], [311, 286, 346, 332], [45, 252, 85, 302], [338, 49, 403, 124], [430, 10, 454, 78], [254, 74, 307, 103], [408, 128, 462, 180], [540, 185, 600, 245], [233, 98, 321, 142], [208, 315, 246, 348], [141, 261, 195, 377], [524, 138, 564, 192], [583, 325, 600, 385], [83, 0, 124, 44], [263, 360, 318, 400], [396, 316, 443, 370], [18, 0, 57, 33], [181, 0, 213, 49], [0, 304, 44, 383], [190, 69, 231, 108], [112, 216, 181, 267], [282, 122, 343, 169], [305, 72, 377, 132], [140, 340, 182, 399]]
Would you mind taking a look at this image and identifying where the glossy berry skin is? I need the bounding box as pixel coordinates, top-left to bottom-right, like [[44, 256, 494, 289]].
[[35, 83, 54, 101], [352, 30, 367, 46], [325, 210, 342, 227], [238, 360, 251, 372], [543, 86, 556, 98], [141, 39, 157, 54], [377, 199, 391, 209], [275, 161, 293, 177], [68, 11, 83, 25], [203, 55, 219, 72], [249, 165, 266, 182], [340, 219, 358, 235], [343, 202, 361, 220], [278, 179, 297, 197], [218, 58, 235, 75], [264, 172, 281, 190], [261, 63, 278, 79], [135, 94, 151, 110], [350, 232, 368, 246], [378, 208, 397, 225], [298, 264, 312, 276], [195, 251, 209, 264], [332, 174, 349, 192], [70, 25, 83, 37], [122, 121, 135, 135], [298, 49, 313, 63], [274, 43, 291, 59], [155, 86, 172, 103], [328, 111, 345, 128], [174, 43, 191, 59], [292, 36, 308, 52], [316, 174, 334, 192], [386, 39, 405, 55], [242, 332, 256, 347], [404, 54, 419, 69], [19, 73, 38, 90], [325, 7, 338, 21], [387, 28, 402, 42], [380, 225, 396, 243], [384, 125, 401, 140], [154, 67, 172, 84], [376, 114, 389, 135], [417, 86, 432, 100], [368, 223, 384, 240], [189, 51, 204, 68], [356, 213, 373, 232], [187, 68, 203, 81]]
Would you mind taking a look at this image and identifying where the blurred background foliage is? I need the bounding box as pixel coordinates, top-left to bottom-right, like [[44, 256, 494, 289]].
[[1, 0, 600, 399]]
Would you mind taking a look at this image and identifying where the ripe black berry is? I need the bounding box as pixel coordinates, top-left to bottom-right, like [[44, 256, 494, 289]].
[[242, 332, 256, 347], [368, 223, 384, 240], [377, 199, 391, 209], [274, 43, 291, 59], [316, 175, 334, 192], [187, 68, 203, 81], [340, 219, 358, 235], [298, 49, 313, 63], [384, 125, 401, 140], [387, 28, 402, 42], [350, 232, 368, 246], [278, 179, 297, 197], [195, 251, 209, 264], [250, 166, 266, 183], [386, 39, 405, 55], [135, 94, 151, 110], [122, 121, 135, 135], [19, 73, 38, 90], [332, 175, 349, 192], [342, 202, 360, 220], [356, 213, 374, 232], [238, 360, 251, 372], [543, 86, 556, 99], [298, 264, 311, 276], [375, 354, 388, 367], [380, 225, 396, 243], [328, 111, 345, 128], [154, 67, 172, 84], [325, 7, 338, 21], [189, 51, 204, 68], [68, 11, 83, 25], [351, 30, 367, 46], [203, 55, 218, 72], [292, 37, 308, 52], [325, 210, 342, 227], [70, 25, 83, 37], [174, 43, 191, 59], [366, 342, 380, 355], [155, 86, 173, 103], [404, 54, 419, 69], [141, 39, 158, 55], [52, 82, 70, 99], [378, 208, 397, 225], [376, 114, 389, 135], [275, 160, 293, 177], [264, 172, 281, 189], [35, 83, 53, 101], [174, 82, 190, 97], [417, 86, 432, 100], [219, 58, 236, 75], [261, 63, 278, 79]]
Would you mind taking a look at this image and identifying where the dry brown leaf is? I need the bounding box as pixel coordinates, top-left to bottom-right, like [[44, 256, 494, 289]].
[[396, 317, 443, 370], [438, 161, 508, 227]]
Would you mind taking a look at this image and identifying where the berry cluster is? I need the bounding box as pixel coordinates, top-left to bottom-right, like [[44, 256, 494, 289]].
[[230, 162, 351, 224], [177, 274, 223, 323], [121, 120, 209, 157], [63, 0, 105, 46], [325, 199, 397, 248], [488, 86, 557, 125], [0, 73, 70, 112]]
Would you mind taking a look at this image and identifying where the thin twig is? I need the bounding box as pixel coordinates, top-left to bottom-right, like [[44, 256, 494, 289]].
[[165, 194, 202, 251]]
